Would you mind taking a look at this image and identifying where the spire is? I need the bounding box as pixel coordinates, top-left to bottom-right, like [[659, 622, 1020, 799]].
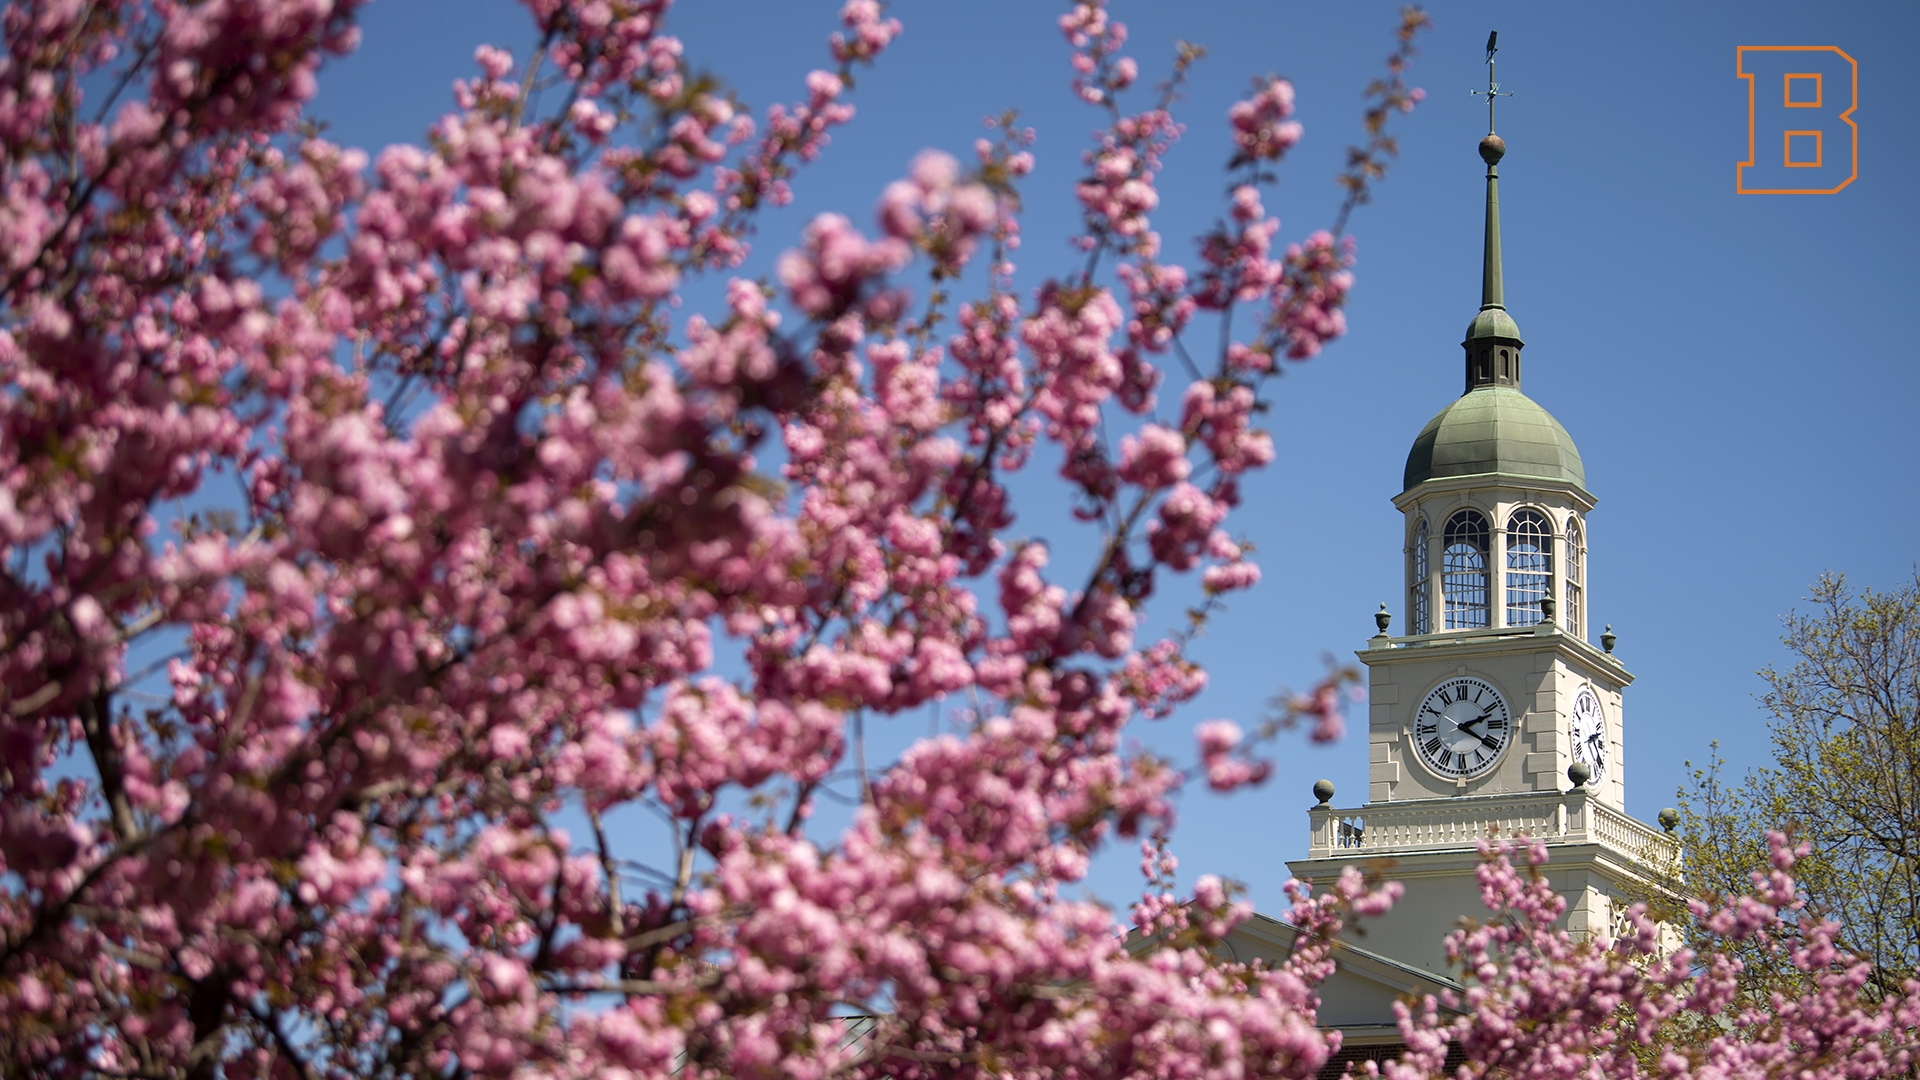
[[1480, 135, 1505, 311], [1463, 32, 1522, 394]]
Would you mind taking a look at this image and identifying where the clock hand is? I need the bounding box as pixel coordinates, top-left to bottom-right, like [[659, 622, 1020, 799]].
[[1441, 709, 1503, 751], [1456, 719, 1499, 746], [1453, 707, 1502, 750]]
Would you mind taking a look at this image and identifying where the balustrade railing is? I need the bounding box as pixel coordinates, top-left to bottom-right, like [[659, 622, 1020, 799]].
[[1307, 790, 1678, 862], [1590, 801, 1678, 864]]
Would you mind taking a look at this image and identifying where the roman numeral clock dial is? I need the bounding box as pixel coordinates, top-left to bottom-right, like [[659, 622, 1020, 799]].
[[1569, 686, 1609, 785], [1412, 677, 1513, 779]]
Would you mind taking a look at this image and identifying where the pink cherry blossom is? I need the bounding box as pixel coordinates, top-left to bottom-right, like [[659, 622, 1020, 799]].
[[1375, 834, 1920, 1079], [0, 3, 1707, 1078], [1228, 77, 1305, 166], [1117, 423, 1191, 489], [776, 212, 911, 320], [1195, 719, 1273, 791]]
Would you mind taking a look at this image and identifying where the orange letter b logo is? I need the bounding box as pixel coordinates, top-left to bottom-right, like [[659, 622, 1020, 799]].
[[1738, 47, 1858, 194]]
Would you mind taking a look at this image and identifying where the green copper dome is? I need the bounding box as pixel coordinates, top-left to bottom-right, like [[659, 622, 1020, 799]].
[[1402, 386, 1585, 493]]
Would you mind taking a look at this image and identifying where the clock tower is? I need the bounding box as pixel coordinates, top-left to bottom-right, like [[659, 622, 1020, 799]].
[[1278, 118, 1675, 977]]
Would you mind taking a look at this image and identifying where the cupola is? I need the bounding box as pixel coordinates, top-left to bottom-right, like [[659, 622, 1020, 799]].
[[1395, 111, 1594, 641]]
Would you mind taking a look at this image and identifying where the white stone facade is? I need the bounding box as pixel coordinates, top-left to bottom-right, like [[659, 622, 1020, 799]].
[[1357, 622, 1629, 810]]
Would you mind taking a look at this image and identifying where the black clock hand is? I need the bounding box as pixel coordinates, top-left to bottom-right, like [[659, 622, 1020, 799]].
[[1457, 706, 1496, 734], [1456, 719, 1500, 749], [1447, 709, 1502, 751]]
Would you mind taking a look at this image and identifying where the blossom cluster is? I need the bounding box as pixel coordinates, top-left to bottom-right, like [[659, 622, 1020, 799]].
[[1229, 77, 1305, 167], [1377, 834, 1920, 1079], [0, 0, 1433, 1077], [9, 3, 1909, 1078]]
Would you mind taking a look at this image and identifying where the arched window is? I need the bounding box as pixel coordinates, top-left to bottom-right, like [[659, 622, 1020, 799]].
[[1505, 509, 1553, 626], [1409, 519, 1430, 635], [1564, 518, 1583, 637], [1442, 510, 1489, 629]]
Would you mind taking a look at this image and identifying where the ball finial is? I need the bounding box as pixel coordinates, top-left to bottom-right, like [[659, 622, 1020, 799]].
[[1567, 761, 1592, 788], [1658, 807, 1681, 833], [1312, 779, 1336, 805], [1479, 133, 1507, 165]]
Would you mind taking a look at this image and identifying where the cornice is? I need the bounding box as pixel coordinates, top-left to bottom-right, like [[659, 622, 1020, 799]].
[[1392, 471, 1598, 514], [1357, 624, 1633, 687]]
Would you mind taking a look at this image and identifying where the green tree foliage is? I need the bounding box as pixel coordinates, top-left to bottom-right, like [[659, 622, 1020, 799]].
[[1675, 571, 1920, 1002]]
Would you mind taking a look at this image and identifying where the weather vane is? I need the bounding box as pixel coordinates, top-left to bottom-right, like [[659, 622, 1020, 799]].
[[1470, 30, 1513, 135]]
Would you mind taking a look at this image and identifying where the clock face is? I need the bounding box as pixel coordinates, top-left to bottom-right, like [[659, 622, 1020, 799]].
[[1413, 676, 1513, 779], [1570, 686, 1609, 785]]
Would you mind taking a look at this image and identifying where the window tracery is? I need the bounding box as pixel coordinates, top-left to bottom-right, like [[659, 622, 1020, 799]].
[[1443, 509, 1490, 629], [1565, 517, 1584, 636], [1505, 509, 1552, 626]]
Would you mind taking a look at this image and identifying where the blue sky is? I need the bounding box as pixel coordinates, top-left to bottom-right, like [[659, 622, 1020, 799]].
[[310, 0, 1919, 913]]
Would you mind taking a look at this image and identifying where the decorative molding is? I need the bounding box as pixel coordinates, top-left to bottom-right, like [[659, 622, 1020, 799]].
[[1358, 624, 1633, 687], [1306, 789, 1675, 863]]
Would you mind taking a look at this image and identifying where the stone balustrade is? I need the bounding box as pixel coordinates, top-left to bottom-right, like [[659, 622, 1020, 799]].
[[1308, 789, 1677, 862]]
